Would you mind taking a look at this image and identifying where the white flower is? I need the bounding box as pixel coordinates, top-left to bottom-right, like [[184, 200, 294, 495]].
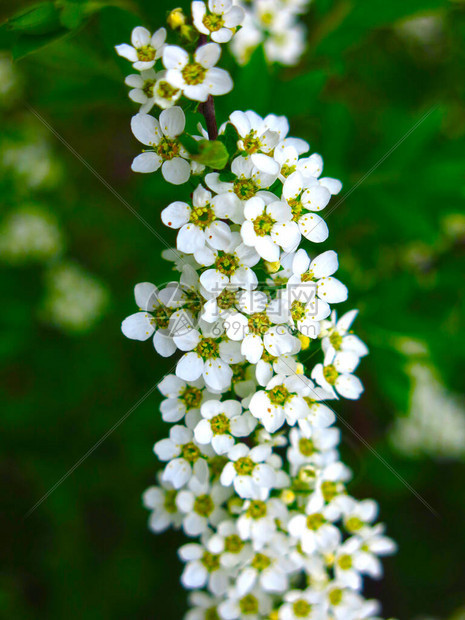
[[312, 349, 364, 400], [229, 110, 283, 175], [186, 591, 223, 620], [218, 589, 272, 619], [235, 533, 296, 595], [288, 492, 341, 554], [249, 373, 334, 434], [282, 171, 332, 243], [265, 22, 306, 66], [194, 398, 256, 454], [131, 107, 191, 184], [288, 426, 340, 475], [255, 348, 302, 387], [207, 520, 252, 567], [289, 249, 348, 304], [333, 536, 385, 591], [125, 69, 159, 113], [285, 279, 331, 340], [229, 12, 264, 66], [206, 155, 277, 204], [224, 289, 299, 364], [273, 137, 311, 180], [198, 232, 260, 295], [354, 523, 397, 559], [192, 0, 245, 43], [154, 425, 210, 489], [179, 542, 230, 595], [121, 281, 183, 357], [334, 496, 379, 534], [241, 195, 300, 261], [163, 42, 233, 102], [176, 477, 231, 535], [162, 185, 234, 257], [321, 309, 369, 359], [237, 497, 289, 550], [278, 588, 324, 620], [115, 26, 166, 70], [158, 374, 219, 424], [220, 443, 276, 499], [142, 476, 183, 532], [152, 71, 183, 109], [174, 325, 244, 392]]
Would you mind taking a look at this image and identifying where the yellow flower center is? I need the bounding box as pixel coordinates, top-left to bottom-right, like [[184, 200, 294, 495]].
[[180, 386, 202, 410], [321, 480, 339, 502], [224, 534, 244, 553], [155, 137, 180, 161], [151, 304, 173, 328], [290, 300, 306, 322], [194, 494, 214, 517], [142, 79, 155, 97], [205, 608, 220, 620], [345, 516, 364, 532], [182, 61, 207, 85], [306, 513, 325, 530], [328, 588, 343, 606], [233, 178, 258, 200], [242, 131, 262, 154], [181, 442, 201, 463], [215, 252, 239, 276], [247, 312, 271, 335], [323, 364, 338, 385], [210, 413, 230, 435], [289, 196, 303, 221], [234, 456, 255, 475], [337, 554, 352, 570], [217, 288, 238, 310], [137, 45, 156, 62], [164, 489, 177, 513], [239, 594, 259, 614], [156, 80, 180, 100], [202, 12, 225, 32], [268, 384, 290, 406], [252, 212, 275, 236], [201, 551, 220, 572], [281, 163, 296, 177], [329, 331, 343, 350], [298, 437, 315, 457], [251, 552, 271, 571], [301, 270, 314, 282], [189, 204, 215, 229], [293, 600, 312, 617], [246, 499, 267, 519], [195, 337, 219, 360]]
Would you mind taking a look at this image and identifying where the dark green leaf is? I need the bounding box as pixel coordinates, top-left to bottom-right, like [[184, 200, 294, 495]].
[[7, 3, 61, 35], [178, 133, 200, 156], [192, 140, 229, 169]]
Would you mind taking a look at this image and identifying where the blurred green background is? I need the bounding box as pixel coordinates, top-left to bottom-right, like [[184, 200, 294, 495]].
[[1, 0, 465, 618]]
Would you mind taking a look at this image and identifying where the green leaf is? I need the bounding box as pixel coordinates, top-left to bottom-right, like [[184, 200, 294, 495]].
[[59, 1, 86, 29], [192, 140, 229, 170], [178, 134, 200, 156], [7, 2, 61, 35], [218, 122, 239, 157]]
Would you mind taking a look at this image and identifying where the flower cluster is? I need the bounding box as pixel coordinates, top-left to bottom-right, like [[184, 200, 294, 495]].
[[230, 0, 312, 66], [119, 6, 395, 619]]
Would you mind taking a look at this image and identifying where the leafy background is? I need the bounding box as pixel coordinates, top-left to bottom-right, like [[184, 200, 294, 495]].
[[1, 0, 465, 617]]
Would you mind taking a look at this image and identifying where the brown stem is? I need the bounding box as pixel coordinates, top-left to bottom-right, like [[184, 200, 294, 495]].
[[198, 34, 218, 141]]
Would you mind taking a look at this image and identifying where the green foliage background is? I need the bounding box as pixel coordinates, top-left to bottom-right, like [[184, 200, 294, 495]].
[[1, 0, 465, 617]]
